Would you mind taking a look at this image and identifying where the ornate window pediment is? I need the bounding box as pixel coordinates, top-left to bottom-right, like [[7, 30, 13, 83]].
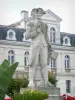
[[6, 29, 16, 40]]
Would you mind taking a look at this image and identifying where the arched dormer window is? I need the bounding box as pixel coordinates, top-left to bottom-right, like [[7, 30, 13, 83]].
[[50, 27, 55, 43], [24, 51, 29, 66], [63, 36, 71, 46], [8, 50, 15, 65], [65, 55, 70, 68], [6, 29, 16, 40]]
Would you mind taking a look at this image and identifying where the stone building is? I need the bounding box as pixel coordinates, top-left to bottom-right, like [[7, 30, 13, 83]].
[[0, 9, 75, 96]]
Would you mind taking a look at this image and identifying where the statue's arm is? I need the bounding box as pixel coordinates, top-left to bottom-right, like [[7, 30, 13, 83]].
[[45, 24, 52, 47]]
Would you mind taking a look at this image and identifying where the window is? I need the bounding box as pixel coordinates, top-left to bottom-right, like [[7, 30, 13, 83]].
[[9, 32, 13, 38], [24, 51, 29, 66], [6, 29, 16, 40], [65, 55, 70, 68], [63, 36, 71, 46], [66, 80, 71, 93], [50, 58, 56, 68], [65, 38, 68, 44], [50, 27, 55, 43], [8, 50, 15, 65]]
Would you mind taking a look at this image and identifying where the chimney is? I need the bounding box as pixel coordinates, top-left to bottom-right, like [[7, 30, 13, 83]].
[[21, 10, 29, 28]]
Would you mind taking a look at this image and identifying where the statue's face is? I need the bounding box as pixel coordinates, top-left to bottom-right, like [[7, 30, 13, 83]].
[[34, 14, 42, 19]]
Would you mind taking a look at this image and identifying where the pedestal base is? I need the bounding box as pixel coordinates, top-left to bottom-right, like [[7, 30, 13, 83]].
[[20, 86, 62, 100]]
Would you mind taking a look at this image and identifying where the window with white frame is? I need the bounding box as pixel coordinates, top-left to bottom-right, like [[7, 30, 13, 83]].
[[65, 55, 70, 69], [50, 27, 55, 43], [63, 36, 71, 46], [50, 58, 56, 68], [6, 29, 16, 40], [66, 80, 71, 93], [24, 51, 29, 66], [8, 50, 15, 65]]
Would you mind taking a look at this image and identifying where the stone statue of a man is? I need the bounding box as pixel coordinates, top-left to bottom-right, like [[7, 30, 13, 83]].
[[25, 8, 57, 87]]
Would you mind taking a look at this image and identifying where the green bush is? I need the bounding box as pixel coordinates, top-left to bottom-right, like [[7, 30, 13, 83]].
[[12, 93, 23, 100], [12, 90, 48, 100], [6, 77, 29, 97], [48, 71, 58, 86]]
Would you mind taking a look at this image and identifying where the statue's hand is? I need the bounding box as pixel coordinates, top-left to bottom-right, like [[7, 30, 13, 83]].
[[37, 27, 42, 33]]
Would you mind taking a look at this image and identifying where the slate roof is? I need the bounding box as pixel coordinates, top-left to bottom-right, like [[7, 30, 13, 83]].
[[0, 25, 25, 42], [0, 25, 75, 47], [61, 32, 75, 47]]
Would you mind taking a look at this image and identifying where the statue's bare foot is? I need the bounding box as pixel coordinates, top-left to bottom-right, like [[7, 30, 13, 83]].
[[28, 80, 35, 87], [47, 81, 53, 87]]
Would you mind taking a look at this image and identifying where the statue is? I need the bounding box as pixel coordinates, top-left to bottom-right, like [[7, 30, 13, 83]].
[[25, 8, 57, 87]]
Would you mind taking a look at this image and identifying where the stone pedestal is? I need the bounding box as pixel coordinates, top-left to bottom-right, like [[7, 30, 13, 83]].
[[20, 86, 62, 100]]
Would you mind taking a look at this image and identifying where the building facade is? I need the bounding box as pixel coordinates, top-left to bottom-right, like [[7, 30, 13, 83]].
[[0, 9, 75, 96]]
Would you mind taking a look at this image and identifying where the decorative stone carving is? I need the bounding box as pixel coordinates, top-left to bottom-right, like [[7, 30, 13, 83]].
[[6, 29, 16, 40], [63, 36, 71, 46]]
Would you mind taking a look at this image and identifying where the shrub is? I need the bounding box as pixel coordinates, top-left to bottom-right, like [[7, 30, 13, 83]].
[[12, 93, 23, 100], [6, 77, 29, 97], [48, 71, 58, 86], [12, 90, 48, 100]]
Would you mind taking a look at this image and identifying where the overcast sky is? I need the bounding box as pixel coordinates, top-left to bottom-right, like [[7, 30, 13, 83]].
[[0, 0, 75, 34]]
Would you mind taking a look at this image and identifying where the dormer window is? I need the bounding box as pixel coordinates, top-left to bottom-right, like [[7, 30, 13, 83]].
[[6, 29, 16, 40], [65, 38, 68, 44], [63, 36, 71, 46], [9, 32, 13, 38]]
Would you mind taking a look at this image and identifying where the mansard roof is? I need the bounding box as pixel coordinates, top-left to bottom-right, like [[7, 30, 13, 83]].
[[0, 25, 25, 41], [61, 32, 75, 47], [0, 25, 75, 47]]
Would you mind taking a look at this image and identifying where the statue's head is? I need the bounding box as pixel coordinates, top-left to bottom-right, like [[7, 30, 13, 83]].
[[31, 8, 45, 19]]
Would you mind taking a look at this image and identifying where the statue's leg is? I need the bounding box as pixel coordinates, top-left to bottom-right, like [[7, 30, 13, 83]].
[[28, 66, 36, 87], [40, 46, 48, 86], [40, 46, 53, 86], [28, 46, 40, 87]]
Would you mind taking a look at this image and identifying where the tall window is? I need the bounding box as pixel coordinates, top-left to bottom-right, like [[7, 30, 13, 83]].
[[50, 27, 55, 43], [50, 58, 56, 68], [66, 80, 71, 93], [8, 50, 15, 65], [24, 51, 29, 66], [65, 55, 70, 68]]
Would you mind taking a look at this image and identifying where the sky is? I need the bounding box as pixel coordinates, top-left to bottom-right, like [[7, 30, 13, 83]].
[[0, 0, 75, 34]]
